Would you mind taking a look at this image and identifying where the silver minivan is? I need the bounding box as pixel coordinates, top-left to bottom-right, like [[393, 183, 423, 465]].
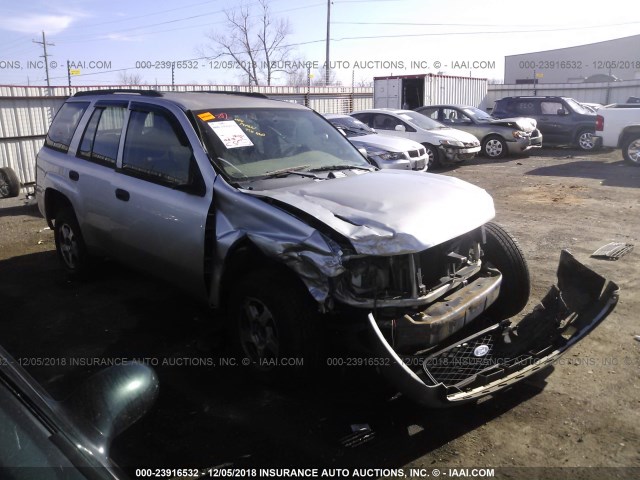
[[36, 90, 618, 407]]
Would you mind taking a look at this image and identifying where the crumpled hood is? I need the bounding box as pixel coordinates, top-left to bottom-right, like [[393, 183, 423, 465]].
[[349, 133, 423, 153], [249, 170, 495, 255], [487, 116, 537, 132], [430, 128, 480, 145]]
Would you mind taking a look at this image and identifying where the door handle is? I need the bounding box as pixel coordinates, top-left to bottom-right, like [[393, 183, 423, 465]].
[[115, 188, 130, 201], [69, 170, 79, 181]]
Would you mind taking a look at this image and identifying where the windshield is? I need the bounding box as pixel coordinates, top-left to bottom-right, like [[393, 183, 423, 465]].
[[565, 98, 592, 115], [327, 116, 375, 136], [397, 111, 445, 130], [462, 106, 492, 121], [194, 108, 370, 181]]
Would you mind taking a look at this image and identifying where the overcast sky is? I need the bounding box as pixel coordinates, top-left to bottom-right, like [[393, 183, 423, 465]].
[[1, 0, 639, 86]]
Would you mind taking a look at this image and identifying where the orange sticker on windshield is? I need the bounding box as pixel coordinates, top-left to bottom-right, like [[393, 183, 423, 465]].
[[198, 112, 215, 121]]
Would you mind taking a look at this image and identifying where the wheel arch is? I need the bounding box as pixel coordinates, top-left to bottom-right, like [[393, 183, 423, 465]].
[[618, 125, 640, 148], [44, 188, 74, 228], [216, 238, 313, 314]]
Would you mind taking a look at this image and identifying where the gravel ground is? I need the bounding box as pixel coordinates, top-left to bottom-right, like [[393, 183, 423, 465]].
[[0, 146, 638, 479]]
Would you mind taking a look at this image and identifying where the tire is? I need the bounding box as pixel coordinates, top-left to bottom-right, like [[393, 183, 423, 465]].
[[482, 135, 507, 159], [54, 207, 89, 276], [576, 129, 597, 151], [423, 144, 440, 169], [622, 134, 640, 166], [0, 167, 20, 198], [230, 270, 318, 382], [482, 222, 531, 319]]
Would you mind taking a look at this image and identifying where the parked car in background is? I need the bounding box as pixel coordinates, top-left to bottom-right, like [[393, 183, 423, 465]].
[[492, 96, 599, 151], [0, 341, 158, 476], [350, 108, 481, 167], [414, 104, 542, 159], [324, 113, 427, 171], [595, 103, 640, 166]]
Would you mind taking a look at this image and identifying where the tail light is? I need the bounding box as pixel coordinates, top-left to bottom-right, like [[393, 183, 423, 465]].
[[596, 115, 604, 131]]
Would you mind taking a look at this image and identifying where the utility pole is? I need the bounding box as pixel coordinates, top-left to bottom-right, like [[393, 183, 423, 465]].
[[325, 0, 331, 86], [33, 31, 54, 87]]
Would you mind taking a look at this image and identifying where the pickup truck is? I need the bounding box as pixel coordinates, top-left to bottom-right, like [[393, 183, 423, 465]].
[[595, 104, 640, 166]]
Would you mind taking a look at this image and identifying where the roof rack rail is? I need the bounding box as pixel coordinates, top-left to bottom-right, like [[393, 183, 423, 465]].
[[189, 90, 269, 99], [73, 89, 163, 97]]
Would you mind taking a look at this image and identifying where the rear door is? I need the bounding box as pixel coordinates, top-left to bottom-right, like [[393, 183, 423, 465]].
[[69, 101, 127, 253], [110, 103, 212, 298]]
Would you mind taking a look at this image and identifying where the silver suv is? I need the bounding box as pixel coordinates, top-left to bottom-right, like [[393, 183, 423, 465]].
[[36, 90, 618, 407]]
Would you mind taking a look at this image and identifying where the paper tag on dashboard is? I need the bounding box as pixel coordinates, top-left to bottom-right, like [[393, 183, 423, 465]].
[[208, 121, 254, 149]]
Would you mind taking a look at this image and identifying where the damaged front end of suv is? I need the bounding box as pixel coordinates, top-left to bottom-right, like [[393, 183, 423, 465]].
[[194, 106, 618, 407]]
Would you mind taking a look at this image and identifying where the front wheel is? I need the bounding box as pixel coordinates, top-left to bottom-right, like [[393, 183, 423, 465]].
[[482, 135, 507, 159], [230, 270, 318, 382], [482, 222, 531, 319], [577, 129, 597, 151], [422, 144, 440, 169], [622, 134, 640, 166]]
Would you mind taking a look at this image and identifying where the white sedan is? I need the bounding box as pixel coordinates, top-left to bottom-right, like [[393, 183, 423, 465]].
[[351, 108, 481, 168]]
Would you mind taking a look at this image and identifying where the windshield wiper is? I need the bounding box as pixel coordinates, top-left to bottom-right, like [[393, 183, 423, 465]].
[[262, 165, 320, 179], [308, 164, 373, 172]]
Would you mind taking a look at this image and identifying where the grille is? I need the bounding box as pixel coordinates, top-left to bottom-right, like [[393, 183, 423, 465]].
[[422, 329, 537, 390], [408, 149, 420, 158], [423, 334, 497, 388]]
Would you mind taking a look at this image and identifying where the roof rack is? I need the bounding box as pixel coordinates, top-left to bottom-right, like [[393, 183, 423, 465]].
[[73, 89, 163, 97], [190, 90, 269, 99]]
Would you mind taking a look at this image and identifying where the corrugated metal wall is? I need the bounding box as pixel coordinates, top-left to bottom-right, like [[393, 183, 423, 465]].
[[482, 80, 640, 110], [0, 84, 373, 188], [424, 75, 488, 107]]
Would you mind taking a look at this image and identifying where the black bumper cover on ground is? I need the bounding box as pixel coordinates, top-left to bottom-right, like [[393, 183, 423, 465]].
[[369, 250, 619, 407]]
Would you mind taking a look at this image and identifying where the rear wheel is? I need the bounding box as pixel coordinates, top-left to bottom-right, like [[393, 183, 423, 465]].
[[482, 135, 507, 159], [54, 207, 89, 276], [622, 134, 640, 166], [482, 222, 531, 319], [577, 129, 596, 151], [0, 167, 20, 198], [230, 270, 319, 382]]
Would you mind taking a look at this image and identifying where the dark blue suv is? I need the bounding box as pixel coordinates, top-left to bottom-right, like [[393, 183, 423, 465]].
[[492, 96, 599, 151]]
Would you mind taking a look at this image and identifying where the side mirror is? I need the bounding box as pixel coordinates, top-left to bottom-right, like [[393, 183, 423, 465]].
[[358, 147, 368, 157], [557, 109, 567, 116], [61, 363, 160, 459], [394, 124, 406, 132]]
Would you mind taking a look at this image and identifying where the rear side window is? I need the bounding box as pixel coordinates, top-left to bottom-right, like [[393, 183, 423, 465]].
[[77, 106, 126, 166], [513, 101, 537, 115], [45, 102, 89, 152]]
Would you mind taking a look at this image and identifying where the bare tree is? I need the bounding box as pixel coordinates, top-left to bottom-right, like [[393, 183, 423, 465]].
[[202, 0, 294, 86], [312, 66, 341, 86], [118, 71, 144, 85]]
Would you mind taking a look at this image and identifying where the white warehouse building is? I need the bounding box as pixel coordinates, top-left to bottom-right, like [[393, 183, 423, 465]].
[[504, 34, 640, 84]]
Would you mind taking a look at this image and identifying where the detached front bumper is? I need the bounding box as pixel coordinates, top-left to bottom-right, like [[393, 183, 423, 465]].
[[368, 250, 619, 407]]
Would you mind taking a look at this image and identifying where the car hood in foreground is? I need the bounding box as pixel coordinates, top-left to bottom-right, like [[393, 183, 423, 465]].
[[249, 170, 495, 255], [349, 133, 423, 152]]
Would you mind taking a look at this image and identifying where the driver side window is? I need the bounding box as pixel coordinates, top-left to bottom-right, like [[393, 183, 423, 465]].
[[123, 110, 194, 186]]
